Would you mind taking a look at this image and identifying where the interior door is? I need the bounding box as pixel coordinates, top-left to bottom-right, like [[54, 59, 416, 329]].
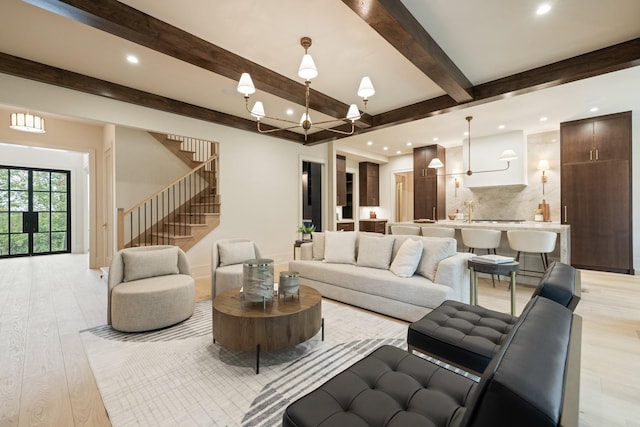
[[0, 166, 71, 257]]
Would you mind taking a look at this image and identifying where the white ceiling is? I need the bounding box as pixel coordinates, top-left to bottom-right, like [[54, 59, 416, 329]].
[[1, 0, 639, 159]]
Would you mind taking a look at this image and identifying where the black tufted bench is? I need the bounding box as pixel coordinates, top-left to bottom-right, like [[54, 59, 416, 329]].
[[282, 296, 581, 427], [407, 261, 580, 375]]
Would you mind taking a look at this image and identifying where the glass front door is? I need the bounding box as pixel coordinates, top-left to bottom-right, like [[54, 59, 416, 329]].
[[0, 166, 71, 257]]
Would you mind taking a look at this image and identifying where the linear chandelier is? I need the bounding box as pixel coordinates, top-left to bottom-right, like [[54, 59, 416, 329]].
[[237, 36, 375, 141], [9, 112, 46, 133], [428, 116, 517, 175]]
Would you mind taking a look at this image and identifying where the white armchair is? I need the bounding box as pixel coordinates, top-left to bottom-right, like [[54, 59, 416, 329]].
[[211, 239, 262, 298], [108, 245, 195, 332]]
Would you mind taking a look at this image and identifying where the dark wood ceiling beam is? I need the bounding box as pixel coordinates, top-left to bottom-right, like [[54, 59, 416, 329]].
[[23, 0, 373, 127], [342, 0, 473, 103], [0, 52, 308, 144], [473, 38, 640, 101], [307, 38, 640, 144]]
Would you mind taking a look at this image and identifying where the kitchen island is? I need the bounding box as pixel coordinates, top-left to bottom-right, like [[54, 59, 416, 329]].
[[387, 220, 570, 284]]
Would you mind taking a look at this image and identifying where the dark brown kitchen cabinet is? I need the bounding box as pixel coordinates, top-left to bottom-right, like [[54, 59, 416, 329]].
[[336, 222, 355, 231], [359, 162, 379, 206], [561, 112, 631, 163], [359, 220, 387, 234], [560, 111, 633, 274], [336, 155, 347, 206], [414, 145, 446, 220]]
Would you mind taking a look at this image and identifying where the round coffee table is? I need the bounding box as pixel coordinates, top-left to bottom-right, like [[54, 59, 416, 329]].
[[213, 284, 323, 373]]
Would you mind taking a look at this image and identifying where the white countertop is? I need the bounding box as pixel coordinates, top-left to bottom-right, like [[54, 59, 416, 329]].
[[422, 220, 569, 232], [387, 220, 571, 264]]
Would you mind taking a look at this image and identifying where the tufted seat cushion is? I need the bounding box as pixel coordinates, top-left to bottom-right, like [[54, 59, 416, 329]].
[[282, 345, 476, 427], [408, 300, 519, 374]]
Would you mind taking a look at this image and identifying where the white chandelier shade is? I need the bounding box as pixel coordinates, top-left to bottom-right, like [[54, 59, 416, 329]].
[[236, 37, 374, 141]]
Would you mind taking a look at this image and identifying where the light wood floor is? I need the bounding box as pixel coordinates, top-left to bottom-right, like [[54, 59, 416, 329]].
[[0, 254, 638, 426]]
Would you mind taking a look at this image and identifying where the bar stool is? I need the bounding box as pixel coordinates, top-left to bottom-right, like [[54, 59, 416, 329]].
[[461, 228, 502, 287], [506, 230, 557, 276], [420, 226, 455, 238]]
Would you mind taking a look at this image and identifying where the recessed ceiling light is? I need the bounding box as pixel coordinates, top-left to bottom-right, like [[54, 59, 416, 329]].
[[590, 107, 599, 112], [498, 124, 505, 129], [432, 137, 439, 142], [536, 3, 551, 15], [367, 141, 373, 146], [286, 108, 294, 116], [463, 131, 469, 136], [396, 150, 401, 154], [383, 146, 389, 151], [126, 54, 139, 64], [540, 116, 548, 122], [406, 142, 412, 147]]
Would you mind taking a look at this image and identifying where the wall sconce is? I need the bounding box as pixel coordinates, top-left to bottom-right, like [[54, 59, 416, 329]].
[[451, 170, 462, 197], [537, 159, 549, 196]]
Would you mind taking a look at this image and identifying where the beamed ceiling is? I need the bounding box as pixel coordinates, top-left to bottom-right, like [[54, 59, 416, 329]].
[[0, 0, 639, 154]]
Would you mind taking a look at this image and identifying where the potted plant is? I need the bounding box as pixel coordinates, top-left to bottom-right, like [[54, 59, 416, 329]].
[[297, 224, 316, 240]]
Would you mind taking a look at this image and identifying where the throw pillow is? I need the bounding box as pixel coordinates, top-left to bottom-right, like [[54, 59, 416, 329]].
[[218, 241, 256, 267], [389, 238, 424, 278], [416, 237, 458, 281], [356, 234, 395, 269], [122, 247, 180, 282], [311, 232, 325, 260], [324, 231, 357, 264]]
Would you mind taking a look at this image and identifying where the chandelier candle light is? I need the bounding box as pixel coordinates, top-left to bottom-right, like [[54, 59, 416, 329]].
[[428, 116, 517, 176], [237, 37, 374, 141]]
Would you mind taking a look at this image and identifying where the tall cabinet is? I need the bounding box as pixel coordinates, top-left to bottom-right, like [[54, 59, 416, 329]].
[[336, 155, 347, 206], [414, 145, 446, 220], [359, 162, 379, 206], [560, 111, 633, 274]]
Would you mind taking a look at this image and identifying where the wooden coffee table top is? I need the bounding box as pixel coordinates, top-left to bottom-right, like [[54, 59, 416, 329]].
[[212, 285, 322, 352]]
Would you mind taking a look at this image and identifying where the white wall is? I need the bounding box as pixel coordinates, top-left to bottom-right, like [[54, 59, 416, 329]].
[[115, 127, 190, 210], [0, 73, 328, 278]]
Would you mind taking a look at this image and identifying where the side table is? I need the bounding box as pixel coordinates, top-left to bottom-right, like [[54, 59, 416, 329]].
[[467, 258, 520, 315], [293, 239, 312, 260]]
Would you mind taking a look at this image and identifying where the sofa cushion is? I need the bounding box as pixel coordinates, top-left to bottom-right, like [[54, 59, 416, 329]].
[[311, 231, 325, 260], [356, 234, 395, 270], [408, 299, 520, 374], [283, 345, 476, 427], [324, 231, 356, 264], [122, 247, 179, 282], [291, 260, 455, 309], [390, 238, 423, 277], [218, 241, 256, 267], [416, 237, 458, 281]]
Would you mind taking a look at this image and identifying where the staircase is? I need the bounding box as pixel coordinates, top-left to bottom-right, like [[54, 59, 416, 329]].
[[117, 134, 220, 252]]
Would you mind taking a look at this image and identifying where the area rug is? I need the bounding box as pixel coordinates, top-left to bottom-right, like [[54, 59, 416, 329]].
[[80, 299, 409, 426]]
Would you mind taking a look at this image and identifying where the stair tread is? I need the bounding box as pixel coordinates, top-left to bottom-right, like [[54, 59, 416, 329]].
[[178, 212, 220, 216], [165, 222, 207, 227], [151, 232, 193, 239]]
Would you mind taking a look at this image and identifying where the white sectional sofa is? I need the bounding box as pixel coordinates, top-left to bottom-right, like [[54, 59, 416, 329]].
[[288, 231, 474, 322]]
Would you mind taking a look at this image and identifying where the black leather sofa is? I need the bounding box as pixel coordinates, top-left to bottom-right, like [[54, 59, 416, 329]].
[[407, 261, 580, 375], [282, 296, 581, 427]]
